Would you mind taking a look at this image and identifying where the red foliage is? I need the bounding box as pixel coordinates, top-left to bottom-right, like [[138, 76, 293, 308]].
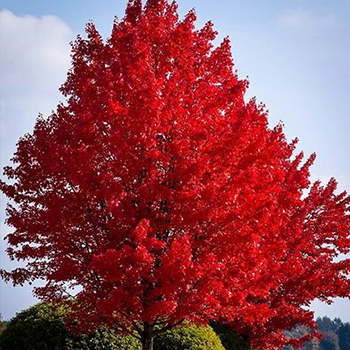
[[1, 1, 350, 348]]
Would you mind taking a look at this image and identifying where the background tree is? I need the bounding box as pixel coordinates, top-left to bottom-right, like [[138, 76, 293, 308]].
[[304, 336, 320, 350], [1, 0, 350, 349], [316, 317, 342, 334], [282, 318, 350, 350], [319, 333, 339, 350], [0, 314, 7, 336], [283, 325, 319, 350], [337, 323, 350, 350]]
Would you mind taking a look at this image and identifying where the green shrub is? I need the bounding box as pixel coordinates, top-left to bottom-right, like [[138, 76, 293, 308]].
[[209, 321, 251, 350], [0, 303, 252, 350], [65, 326, 141, 350], [154, 322, 225, 350], [0, 303, 141, 350]]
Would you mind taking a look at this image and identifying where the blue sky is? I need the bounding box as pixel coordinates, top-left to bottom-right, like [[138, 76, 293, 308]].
[[1, 0, 350, 321]]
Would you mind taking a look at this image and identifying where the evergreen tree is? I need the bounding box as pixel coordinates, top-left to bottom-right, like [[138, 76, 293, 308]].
[[337, 323, 350, 350]]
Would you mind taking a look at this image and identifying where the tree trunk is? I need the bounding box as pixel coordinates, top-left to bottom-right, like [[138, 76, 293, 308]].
[[142, 335, 154, 350], [142, 322, 154, 350]]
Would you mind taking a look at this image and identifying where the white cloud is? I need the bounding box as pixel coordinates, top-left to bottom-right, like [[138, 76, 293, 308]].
[[0, 10, 74, 320], [277, 8, 342, 36], [0, 10, 74, 165], [0, 10, 72, 91]]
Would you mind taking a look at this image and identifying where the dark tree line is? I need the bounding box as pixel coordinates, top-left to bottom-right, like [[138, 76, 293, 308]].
[[283, 316, 350, 350]]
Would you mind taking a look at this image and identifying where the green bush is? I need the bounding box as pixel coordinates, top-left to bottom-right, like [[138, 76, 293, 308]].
[[0, 303, 252, 350], [0, 303, 141, 350], [154, 322, 225, 350], [67, 327, 141, 350], [209, 321, 251, 350]]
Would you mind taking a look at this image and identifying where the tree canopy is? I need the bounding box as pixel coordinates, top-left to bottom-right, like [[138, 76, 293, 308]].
[[1, 1, 350, 349]]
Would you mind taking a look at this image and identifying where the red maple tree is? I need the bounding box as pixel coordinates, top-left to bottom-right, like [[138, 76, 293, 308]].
[[1, 1, 350, 349]]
